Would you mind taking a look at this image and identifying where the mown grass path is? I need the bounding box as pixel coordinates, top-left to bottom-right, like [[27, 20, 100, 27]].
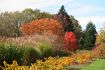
[[81, 59, 105, 70]]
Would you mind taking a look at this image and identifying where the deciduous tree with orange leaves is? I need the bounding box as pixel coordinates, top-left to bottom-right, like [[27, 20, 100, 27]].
[[20, 18, 64, 36]]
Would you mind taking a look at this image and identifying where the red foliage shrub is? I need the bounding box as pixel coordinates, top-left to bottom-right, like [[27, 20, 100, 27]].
[[64, 32, 78, 51], [20, 18, 64, 36]]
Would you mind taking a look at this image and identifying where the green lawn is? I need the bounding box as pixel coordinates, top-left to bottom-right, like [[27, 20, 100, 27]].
[[64, 59, 105, 70], [81, 59, 105, 70]]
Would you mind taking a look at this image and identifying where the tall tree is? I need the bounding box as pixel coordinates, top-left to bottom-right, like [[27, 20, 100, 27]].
[[53, 5, 74, 32], [0, 12, 20, 37], [82, 21, 97, 50], [22, 8, 52, 23], [70, 15, 82, 43]]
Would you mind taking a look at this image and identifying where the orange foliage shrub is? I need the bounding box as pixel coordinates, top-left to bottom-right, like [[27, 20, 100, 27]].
[[20, 18, 63, 36], [92, 43, 105, 59]]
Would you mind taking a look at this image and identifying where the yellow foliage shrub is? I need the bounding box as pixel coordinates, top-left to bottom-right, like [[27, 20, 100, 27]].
[[73, 53, 92, 64], [2, 52, 92, 70]]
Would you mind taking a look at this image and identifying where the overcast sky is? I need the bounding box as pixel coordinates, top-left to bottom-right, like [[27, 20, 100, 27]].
[[0, 0, 105, 31]]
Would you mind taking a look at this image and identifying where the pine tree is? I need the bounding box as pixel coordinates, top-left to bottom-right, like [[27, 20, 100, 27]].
[[82, 21, 97, 50], [54, 5, 74, 32], [70, 15, 82, 44]]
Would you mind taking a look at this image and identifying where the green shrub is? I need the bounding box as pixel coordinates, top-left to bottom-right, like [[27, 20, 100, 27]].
[[22, 47, 42, 65], [0, 42, 42, 66], [36, 42, 54, 58], [0, 41, 70, 66], [54, 50, 70, 57], [0, 43, 24, 66]]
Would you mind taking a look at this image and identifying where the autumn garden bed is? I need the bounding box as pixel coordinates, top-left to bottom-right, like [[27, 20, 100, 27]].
[[0, 3, 105, 70]]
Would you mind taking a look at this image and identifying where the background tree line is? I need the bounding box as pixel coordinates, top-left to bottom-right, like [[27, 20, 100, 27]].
[[0, 5, 98, 50], [0, 8, 52, 37]]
